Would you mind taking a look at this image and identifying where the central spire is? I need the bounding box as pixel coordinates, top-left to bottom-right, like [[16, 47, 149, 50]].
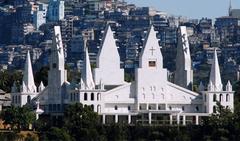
[[209, 48, 222, 91]]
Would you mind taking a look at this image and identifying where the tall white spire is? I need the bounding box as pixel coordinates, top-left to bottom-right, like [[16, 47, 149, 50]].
[[48, 26, 67, 101], [209, 48, 222, 91], [81, 46, 95, 90], [94, 24, 125, 85], [22, 51, 37, 93], [175, 26, 193, 90], [139, 25, 163, 69]]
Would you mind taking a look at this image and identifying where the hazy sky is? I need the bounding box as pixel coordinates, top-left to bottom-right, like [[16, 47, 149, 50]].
[[126, 0, 240, 19]]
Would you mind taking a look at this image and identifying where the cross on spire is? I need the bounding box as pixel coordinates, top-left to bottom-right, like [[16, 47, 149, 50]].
[[150, 46, 155, 56]]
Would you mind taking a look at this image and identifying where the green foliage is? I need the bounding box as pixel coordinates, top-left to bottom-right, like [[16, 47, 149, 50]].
[[0, 105, 35, 131], [0, 70, 22, 92], [40, 127, 71, 141], [63, 103, 99, 141], [34, 66, 49, 86]]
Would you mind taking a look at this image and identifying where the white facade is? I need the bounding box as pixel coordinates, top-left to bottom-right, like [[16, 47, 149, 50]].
[[11, 25, 234, 125]]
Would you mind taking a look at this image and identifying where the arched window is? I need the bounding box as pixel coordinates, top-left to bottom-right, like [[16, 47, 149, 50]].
[[182, 106, 185, 111], [139, 105, 142, 110], [91, 93, 94, 101], [169, 106, 172, 110], [213, 106, 217, 113], [226, 94, 230, 102], [18, 96, 20, 104], [12, 96, 14, 104], [27, 95, 31, 104], [213, 94, 217, 102], [128, 106, 131, 111], [97, 93, 101, 101], [70, 93, 73, 101], [220, 94, 223, 102], [91, 104, 94, 111], [158, 105, 161, 110], [97, 105, 101, 113], [195, 106, 199, 112], [15, 96, 17, 104], [226, 106, 229, 109], [84, 93, 87, 101], [114, 105, 118, 110]]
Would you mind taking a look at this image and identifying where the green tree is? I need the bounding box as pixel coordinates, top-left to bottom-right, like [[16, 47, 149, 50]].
[[1, 105, 35, 131], [40, 127, 72, 141], [64, 103, 99, 141], [34, 66, 49, 86]]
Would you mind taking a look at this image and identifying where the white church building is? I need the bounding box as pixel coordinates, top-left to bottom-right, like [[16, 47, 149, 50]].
[[10, 25, 234, 125]]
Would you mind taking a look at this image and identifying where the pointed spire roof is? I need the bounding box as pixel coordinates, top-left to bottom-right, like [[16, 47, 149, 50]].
[[96, 24, 120, 68], [81, 47, 95, 90], [38, 81, 45, 92], [226, 80, 232, 91], [94, 24, 125, 85], [209, 48, 222, 91], [139, 25, 163, 69], [80, 78, 85, 89], [22, 51, 37, 93]]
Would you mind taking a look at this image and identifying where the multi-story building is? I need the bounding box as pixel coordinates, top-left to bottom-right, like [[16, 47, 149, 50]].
[[33, 2, 48, 30], [47, 0, 65, 22]]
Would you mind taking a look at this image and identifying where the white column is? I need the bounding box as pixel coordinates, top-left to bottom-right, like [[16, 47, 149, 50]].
[[128, 115, 131, 124], [115, 114, 118, 123], [196, 115, 199, 125], [170, 114, 173, 125], [146, 103, 149, 110], [183, 115, 186, 125], [177, 114, 180, 125], [149, 112, 152, 124], [102, 114, 106, 124]]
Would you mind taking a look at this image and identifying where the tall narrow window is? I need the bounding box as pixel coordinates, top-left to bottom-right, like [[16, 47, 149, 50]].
[[97, 93, 101, 101], [226, 94, 230, 102], [213, 106, 217, 113], [84, 93, 87, 101], [91, 105, 94, 111], [91, 93, 94, 101], [12, 96, 14, 104], [27, 95, 31, 104], [220, 94, 223, 102], [213, 94, 217, 102], [115, 105, 118, 110], [182, 106, 185, 111]]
